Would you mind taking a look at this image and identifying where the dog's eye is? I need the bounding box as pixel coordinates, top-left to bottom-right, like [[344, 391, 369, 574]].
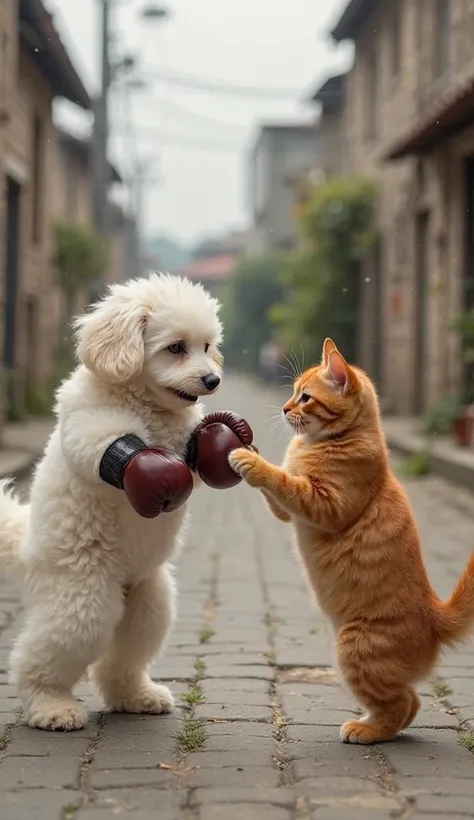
[[204, 343, 210, 353], [300, 393, 311, 403], [168, 341, 186, 355]]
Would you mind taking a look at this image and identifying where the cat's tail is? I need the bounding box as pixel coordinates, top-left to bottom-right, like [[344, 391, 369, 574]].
[[0, 479, 27, 576], [435, 554, 474, 646]]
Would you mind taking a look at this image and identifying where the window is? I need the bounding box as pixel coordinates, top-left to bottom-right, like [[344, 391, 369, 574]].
[[365, 47, 379, 141], [434, 0, 451, 77], [31, 113, 42, 244]]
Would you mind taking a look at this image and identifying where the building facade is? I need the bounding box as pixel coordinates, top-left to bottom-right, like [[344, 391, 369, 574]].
[[332, 0, 474, 415], [0, 0, 90, 420], [248, 124, 318, 254]]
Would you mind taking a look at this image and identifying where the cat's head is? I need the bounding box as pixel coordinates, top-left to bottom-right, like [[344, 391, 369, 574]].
[[282, 338, 378, 440]]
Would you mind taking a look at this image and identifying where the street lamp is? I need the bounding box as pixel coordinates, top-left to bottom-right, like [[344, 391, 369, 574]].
[[140, 4, 169, 20]]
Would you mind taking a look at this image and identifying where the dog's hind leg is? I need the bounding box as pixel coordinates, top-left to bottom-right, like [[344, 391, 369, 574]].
[[90, 564, 176, 714], [11, 582, 124, 731]]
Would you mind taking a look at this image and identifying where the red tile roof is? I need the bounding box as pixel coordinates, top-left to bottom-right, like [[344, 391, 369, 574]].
[[177, 254, 238, 282]]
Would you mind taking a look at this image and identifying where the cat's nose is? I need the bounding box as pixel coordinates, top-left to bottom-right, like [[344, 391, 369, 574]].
[[283, 406, 290, 415]]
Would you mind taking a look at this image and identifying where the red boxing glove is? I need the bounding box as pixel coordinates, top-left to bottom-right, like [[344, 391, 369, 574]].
[[186, 411, 254, 490], [100, 436, 193, 518]]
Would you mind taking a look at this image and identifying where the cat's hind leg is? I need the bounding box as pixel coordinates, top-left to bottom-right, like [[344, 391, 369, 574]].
[[336, 624, 418, 744]]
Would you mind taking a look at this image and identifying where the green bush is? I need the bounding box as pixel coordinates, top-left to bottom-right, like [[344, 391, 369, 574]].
[[273, 175, 378, 365]]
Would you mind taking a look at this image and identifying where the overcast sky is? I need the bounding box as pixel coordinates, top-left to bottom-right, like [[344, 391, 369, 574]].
[[47, 0, 351, 246]]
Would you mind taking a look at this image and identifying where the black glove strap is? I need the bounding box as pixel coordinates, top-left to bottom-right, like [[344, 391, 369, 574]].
[[99, 434, 146, 489], [184, 433, 198, 472]]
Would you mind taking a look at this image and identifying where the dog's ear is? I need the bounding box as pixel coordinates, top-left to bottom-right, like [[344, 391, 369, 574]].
[[74, 289, 147, 384]]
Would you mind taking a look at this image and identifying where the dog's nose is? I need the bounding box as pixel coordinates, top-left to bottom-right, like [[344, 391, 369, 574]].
[[201, 374, 221, 391]]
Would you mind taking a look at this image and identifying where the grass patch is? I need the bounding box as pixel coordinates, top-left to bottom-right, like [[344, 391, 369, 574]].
[[433, 679, 452, 699], [0, 731, 11, 752], [399, 451, 430, 478], [458, 729, 474, 752], [62, 804, 77, 819], [176, 717, 206, 752], [180, 685, 204, 706], [200, 625, 215, 645], [194, 657, 206, 680]]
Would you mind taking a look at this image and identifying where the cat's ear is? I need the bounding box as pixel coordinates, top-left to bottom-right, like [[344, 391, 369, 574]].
[[321, 337, 337, 366], [326, 349, 352, 393]]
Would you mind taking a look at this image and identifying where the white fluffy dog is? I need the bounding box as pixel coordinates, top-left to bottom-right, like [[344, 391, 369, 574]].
[[0, 274, 222, 730]]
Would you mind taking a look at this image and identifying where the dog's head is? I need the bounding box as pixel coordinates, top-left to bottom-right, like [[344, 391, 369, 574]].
[[74, 274, 223, 409]]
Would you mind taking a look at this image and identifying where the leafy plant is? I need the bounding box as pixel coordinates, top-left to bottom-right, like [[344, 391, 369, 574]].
[[54, 220, 110, 319], [422, 396, 464, 437], [451, 310, 474, 404], [220, 252, 286, 372], [273, 175, 378, 365]]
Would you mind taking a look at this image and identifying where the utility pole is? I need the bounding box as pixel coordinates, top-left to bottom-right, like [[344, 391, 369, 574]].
[[91, 0, 111, 236]]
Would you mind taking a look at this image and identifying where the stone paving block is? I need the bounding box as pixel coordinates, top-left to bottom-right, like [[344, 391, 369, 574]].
[[204, 722, 274, 739], [202, 678, 270, 694], [200, 735, 274, 755], [202, 689, 271, 707], [5, 736, 89, 758], [285, 709, 356, 726], [0, 755, 81, 789], [187, 765, 280, 788], [91, 749, 176, 769], [187, 749, 274, 768], [91, 789, 186, 812], [195, 703, 272, 722], [398, 775, 474, 796], [202, 665, 274, 681], [91, 767, 175, 789], [415, 794, 474, 814], [287, 741, 381, 777], [310, 810, 393, 820], [1, 789, 80, 820], [199, 806, 291, 820], [190, 788, 296, 807], [384, 731, 474, 777], [202, 653, 270, 667]]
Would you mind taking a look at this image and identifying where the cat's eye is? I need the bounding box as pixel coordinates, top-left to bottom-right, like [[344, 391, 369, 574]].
[[168, 341, 186, 355], [204, 343, 210, 353], [300, 393, 311, 403]]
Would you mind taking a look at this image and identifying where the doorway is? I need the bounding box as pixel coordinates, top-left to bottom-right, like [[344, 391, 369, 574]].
[[3, 177, 21, 419], [463, 156, 474, 401], [413, 210, 430, 415]]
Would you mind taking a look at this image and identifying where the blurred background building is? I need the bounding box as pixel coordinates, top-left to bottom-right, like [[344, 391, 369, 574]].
[[0, 0, 474, 452]]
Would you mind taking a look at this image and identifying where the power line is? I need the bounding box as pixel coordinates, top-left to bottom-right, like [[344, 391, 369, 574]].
[[132, 129, 243, 153], [145, 96, 248, 135], [141, 64, 302, 99]]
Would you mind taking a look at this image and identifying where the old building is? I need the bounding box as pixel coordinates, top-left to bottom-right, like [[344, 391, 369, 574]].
[[0, 0, 90, 420], [310, 72, 348, 180], [248, 124, 318, 254], [332, 0, 474, 416]]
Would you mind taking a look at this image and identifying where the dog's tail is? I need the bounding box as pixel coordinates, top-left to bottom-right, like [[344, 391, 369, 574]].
[[434, 554, 474, 646], [0, 479, 27, 576]]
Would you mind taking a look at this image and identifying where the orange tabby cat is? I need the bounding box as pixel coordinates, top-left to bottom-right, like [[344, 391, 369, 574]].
[[229, 338, 474, 744]]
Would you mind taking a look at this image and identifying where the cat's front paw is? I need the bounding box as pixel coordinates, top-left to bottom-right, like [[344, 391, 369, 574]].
[[229, 448, 263, 488]]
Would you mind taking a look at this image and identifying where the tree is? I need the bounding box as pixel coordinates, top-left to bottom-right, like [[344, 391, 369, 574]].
[[273, 175, 378, 366], [53, 220, 110, 375], [220, 252, 286, 372]]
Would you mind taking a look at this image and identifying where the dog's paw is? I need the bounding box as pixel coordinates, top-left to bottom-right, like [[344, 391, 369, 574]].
[[27, 700, 88, 732], [228, 448, 263, 487], [107, 681, 174, 715]]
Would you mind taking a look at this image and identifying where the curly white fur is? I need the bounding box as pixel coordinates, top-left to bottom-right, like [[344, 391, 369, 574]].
[[0, 273, 222, 730]]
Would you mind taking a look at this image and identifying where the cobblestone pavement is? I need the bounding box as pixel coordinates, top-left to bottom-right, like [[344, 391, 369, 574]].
[[1, 374, 474, 818]]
